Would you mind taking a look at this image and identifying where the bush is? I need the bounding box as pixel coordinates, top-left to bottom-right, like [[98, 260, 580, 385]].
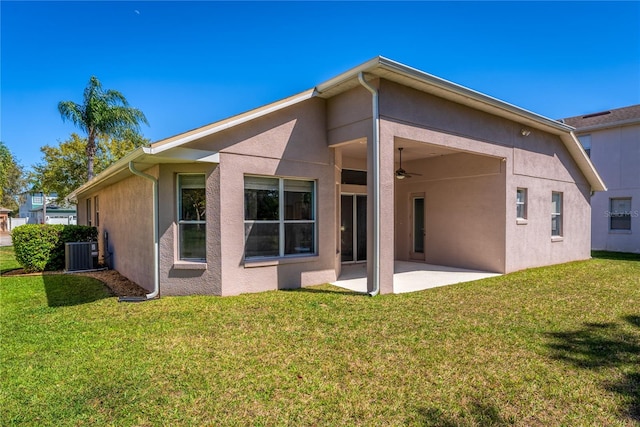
[[12, 224, 97, 272]]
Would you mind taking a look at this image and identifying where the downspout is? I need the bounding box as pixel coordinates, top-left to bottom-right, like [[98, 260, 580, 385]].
[[358, 72, 380, 297], [119, 162, 159, 301]]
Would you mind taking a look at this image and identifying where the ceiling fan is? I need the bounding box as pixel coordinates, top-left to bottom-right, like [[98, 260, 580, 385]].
[[395, 147, 422, 179]]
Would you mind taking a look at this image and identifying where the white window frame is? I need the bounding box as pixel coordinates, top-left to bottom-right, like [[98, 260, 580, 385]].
[[94, 196, 100, 227], [609, 197, 632, 231], [86, 198, 92, 227], [551, 192, 563, 237], [516, 188, 527, 221], [244, 175, 317, 260], [177, 173, 206, 261]]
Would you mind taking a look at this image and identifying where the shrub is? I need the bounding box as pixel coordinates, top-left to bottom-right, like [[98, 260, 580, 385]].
[[12, 224, 97, 272]]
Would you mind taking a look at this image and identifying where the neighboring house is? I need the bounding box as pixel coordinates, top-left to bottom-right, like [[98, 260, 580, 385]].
[[68, 57, 605, 297], [563, 105, 640, 253], [0, 207, 11, 232], [18, 192, 77, 225]]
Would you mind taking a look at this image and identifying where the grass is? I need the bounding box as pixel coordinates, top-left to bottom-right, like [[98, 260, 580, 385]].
[[1, 247, 639, 426]]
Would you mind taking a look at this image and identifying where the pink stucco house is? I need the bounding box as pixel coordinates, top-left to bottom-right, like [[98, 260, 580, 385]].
[[68, 57, 606, 298], [564, 104, 640, 253]]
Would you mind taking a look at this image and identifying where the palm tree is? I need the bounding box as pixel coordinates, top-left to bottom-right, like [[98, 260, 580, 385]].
[[58, 76, 148, 181]]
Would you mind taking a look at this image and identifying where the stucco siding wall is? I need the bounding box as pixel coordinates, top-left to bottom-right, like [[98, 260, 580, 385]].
[[187, 97, 332, 166], [506, 176, 591, 272], [180, 98, 336, 296], [327, 85, 372, 147], [588, 124, 640, 253], [506, 132, 593, 271], [157, 163, 220, 296], [83, 171, 156, 291], [380, 80, 518, 149], [216, 152, 336, 296]]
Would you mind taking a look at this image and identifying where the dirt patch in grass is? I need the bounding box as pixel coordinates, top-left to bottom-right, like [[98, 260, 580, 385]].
[[76, 270, 147, 297], [2, 268, 147, 297]]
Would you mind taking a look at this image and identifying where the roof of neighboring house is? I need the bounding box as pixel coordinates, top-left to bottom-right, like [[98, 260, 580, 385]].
[[68, 56, 607, 200], [562, 104, 640, 131], [0, 207, 12, 213]]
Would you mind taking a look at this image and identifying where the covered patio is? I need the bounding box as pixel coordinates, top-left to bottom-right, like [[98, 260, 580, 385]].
[[332, 261, 501, 294]]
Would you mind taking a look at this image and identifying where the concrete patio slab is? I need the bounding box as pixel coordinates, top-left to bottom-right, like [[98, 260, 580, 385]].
[[332, 261, 501, 294]]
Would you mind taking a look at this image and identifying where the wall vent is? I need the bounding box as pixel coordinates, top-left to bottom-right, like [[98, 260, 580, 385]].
[[65, 242, 98, 272]]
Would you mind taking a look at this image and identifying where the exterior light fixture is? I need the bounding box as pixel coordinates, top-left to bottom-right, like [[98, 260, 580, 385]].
[[520, 128, 531, 137]]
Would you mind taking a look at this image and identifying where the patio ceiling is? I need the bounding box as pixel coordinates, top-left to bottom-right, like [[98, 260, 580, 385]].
[[338, 138, 464, 162]]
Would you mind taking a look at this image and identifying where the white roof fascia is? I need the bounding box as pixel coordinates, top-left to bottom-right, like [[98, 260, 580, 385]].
[[315, 56, 384, 93], [151, 89, 316, 154], [67, 147, 149, 202], [67, 146, 220, 202], [316, 57, 604, 191], [563, 133, 607, 192], [147, 147, 220, 163]]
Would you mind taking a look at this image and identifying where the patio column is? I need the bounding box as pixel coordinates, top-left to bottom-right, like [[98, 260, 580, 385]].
[[378, 125, 395, 294], [366, 123, 395, 295]]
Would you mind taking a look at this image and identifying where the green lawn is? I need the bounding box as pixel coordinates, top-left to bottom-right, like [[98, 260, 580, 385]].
[[1, 246, 639, 426]]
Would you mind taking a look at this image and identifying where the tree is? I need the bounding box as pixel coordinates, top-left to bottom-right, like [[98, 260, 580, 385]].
[[58, 76, 149, 180], [31, 133, 150, 202], [0, 141, 26, 214]]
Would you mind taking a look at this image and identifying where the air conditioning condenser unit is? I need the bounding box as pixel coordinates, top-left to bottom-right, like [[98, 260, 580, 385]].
[[65, 242, 98, 272]]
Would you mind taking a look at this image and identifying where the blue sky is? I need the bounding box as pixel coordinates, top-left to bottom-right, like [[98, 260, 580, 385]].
[[2, 1, 639, 170]]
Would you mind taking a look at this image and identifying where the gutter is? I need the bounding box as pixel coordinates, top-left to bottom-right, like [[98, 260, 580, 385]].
[[119, 162, 160, 302], [358, 72, 380, 297]]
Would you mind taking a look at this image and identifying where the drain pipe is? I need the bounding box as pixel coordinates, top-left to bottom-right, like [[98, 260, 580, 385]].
[[358, 72, 380, 297], [119, 162, 159, 302]]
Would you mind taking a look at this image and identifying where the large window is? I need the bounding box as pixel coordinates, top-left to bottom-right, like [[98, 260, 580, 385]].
[[516, 188, 527, 220], [178, 174, 206, 261], [244, 176, 316, 259], [610, 198, 632, 231], [551, 192, 563, 237]]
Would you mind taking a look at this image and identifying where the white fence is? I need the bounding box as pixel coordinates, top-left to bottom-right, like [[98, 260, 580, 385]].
[[46, 216, 77, 225], [9, 217, 27, 230], [7, 216, 77, 230]]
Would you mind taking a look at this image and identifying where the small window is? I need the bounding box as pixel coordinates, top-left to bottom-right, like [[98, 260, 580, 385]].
[[610, 198, 632, 231], [578, 135, 591, 157], [178, 174, 206, 261], [86, 198, 92, 227], [551, 192, 563, 237], [244, 176, 316, 259], [516, 188, 527, 220]]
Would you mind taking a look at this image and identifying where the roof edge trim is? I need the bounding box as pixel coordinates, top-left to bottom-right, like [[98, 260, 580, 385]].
[[67, 147, 150, 202], [376, 57, 575, 133], [562, 132, 607, 192], [571, 117, 640, 133]]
